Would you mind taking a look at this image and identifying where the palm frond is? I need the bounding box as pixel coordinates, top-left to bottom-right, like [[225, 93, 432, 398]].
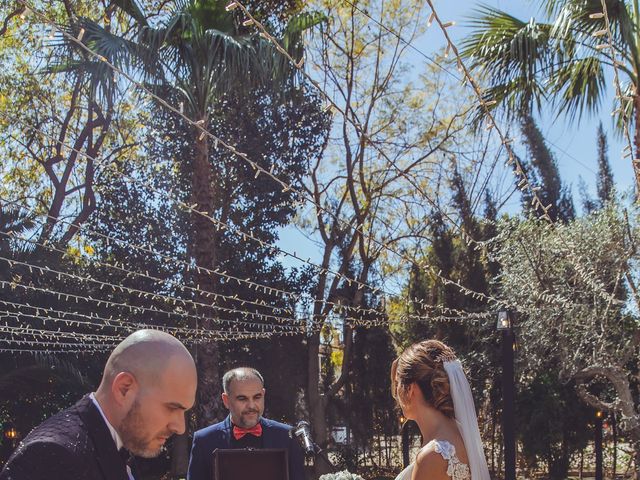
[[462, 5, 554, 115], [550, 55, 605, 122], [112, 0, 149, 27], [551, 0, 635, 62], [136, 0, 324, 112], [0, 205, 35, 236], [46, 18, 143, 103], [282, 11, 327, 57]]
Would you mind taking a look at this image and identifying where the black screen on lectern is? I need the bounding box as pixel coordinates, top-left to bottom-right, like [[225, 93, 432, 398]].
[[212, 448, 289, 480]]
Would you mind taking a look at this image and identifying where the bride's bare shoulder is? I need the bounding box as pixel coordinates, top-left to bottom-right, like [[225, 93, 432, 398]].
[[411, 443, 449, 480]]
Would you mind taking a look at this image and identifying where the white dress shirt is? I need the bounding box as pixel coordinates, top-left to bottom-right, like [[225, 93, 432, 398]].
[[90, 393, 135, 480]]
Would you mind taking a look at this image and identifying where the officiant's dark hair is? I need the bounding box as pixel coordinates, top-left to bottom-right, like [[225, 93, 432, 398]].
[[391, 340, 456, 418]]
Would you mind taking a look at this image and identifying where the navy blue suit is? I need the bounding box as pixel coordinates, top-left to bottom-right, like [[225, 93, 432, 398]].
[[187, 416, 305, 480]]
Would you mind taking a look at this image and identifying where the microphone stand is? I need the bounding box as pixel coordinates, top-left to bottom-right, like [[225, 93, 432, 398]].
[[291, 421, 338, 474], [306, 442, 338, 474]]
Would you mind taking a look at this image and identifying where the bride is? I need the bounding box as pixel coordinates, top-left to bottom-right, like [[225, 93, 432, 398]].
[[391, 340, 491, 480]]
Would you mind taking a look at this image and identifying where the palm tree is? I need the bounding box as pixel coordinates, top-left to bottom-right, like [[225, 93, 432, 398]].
[[136, 0, 324, 427], [0, 204, 35, 261], [461, 0, 640, 197], [63, 0, 324, 426]]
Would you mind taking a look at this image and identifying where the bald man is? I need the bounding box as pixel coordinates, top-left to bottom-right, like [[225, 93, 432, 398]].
[[0, 330, 197, 480]]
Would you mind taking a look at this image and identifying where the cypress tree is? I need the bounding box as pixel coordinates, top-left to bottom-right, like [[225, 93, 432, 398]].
[[520, 114, 575, 222], [596, 123, 614, 206]]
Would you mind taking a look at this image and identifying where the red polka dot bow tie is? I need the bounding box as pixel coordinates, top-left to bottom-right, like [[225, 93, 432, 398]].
[[233, 423, 263, 440]]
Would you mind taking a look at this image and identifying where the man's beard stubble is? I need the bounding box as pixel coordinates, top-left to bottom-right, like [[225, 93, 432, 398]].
[[119, 400, 163, 458]]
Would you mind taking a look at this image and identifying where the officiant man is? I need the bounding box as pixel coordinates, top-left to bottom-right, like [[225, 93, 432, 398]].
[[187, 367, 306, 480], [0, 330, 197, 480]]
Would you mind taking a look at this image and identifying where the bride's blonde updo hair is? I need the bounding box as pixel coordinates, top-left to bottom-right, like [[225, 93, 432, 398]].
[[391, 339, 456, 418]]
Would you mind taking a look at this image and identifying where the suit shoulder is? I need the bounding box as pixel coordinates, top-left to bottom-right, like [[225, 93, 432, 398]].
[[262, 418, 293, 432], [21, 406, 89, 452], [194, 420, 228, 439]]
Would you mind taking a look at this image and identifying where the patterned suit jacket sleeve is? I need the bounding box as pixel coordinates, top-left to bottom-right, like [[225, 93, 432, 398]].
[[0, 441, 86, 480]]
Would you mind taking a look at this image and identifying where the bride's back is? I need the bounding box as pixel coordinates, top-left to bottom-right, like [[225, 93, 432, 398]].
[[391, 340, 481, 480], [395, 434, 470, 480]]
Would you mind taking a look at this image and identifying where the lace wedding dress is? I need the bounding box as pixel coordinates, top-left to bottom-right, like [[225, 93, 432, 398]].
[[394, 439, 471, 480]]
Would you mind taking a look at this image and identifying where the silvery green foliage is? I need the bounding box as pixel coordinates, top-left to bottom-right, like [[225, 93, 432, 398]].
[[319, 471, 366, 480], [491, 204, 639, 381]]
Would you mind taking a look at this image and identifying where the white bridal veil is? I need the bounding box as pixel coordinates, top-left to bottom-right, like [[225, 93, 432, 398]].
[[443, 360, 491, 480]]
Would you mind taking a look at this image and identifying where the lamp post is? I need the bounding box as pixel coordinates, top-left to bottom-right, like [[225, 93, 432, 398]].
[[595, 410, 604, 480], [497, 310, 516, 480]]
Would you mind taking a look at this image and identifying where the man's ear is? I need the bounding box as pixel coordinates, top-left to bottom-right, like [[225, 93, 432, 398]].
[[222, 392, 229, 409], [111, 372, 137, 406]]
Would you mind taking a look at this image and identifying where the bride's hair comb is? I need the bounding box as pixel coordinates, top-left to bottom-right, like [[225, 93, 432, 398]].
[[434, 350, 457, 363]]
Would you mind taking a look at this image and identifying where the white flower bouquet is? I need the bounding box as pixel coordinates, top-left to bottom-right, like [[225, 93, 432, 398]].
[[319, 471, 365, 480]]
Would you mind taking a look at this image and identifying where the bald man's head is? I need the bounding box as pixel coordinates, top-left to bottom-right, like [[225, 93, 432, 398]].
[[95, 330, 197, 457], [100, 329, 194, 389]]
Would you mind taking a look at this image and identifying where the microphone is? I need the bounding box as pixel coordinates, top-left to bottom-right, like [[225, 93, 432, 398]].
[[291, 420, 316, 456]]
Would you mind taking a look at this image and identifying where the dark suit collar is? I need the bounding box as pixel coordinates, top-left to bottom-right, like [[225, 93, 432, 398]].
[[76, 395, 129, 480], [260, 417, 277, 447]]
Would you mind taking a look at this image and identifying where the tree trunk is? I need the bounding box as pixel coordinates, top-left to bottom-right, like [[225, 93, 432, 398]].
[[635, 439, 640, 480], [191, 120, 223, 428], [307, 329, 331, 475], [579, 449, 584, 479], [491, 408, 496, 476], [574, 365, 640, 480], [612, 414, 617, 479]]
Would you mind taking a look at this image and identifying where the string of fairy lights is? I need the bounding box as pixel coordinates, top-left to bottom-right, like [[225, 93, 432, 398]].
[[0, 0, 580, 348], [0, 314, 288, 341], [0, 259, 306, 328], [0, 115, 506, 322], [0, 188, 497, 325], [0, 191, 501, 328], [9, 0, 510, 312], [0, 230, 304, 320], [0, 299, 291, 338], [0, 256, 494, 330], [0, 0, 629, 352], [0, 275, 494, 353]]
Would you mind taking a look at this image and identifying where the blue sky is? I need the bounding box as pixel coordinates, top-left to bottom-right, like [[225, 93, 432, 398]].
[[277, 0, 635, 270]]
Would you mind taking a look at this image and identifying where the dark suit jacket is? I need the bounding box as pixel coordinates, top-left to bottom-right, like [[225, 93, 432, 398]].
[[0, 395, 129, 480], [187, 416, 305, 480]]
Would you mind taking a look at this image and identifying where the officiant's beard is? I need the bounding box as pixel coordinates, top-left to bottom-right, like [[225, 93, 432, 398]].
[[120, 399, 171, 458]]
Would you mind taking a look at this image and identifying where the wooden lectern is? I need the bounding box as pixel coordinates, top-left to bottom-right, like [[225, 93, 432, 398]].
[[212, 448, 289, 480]]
